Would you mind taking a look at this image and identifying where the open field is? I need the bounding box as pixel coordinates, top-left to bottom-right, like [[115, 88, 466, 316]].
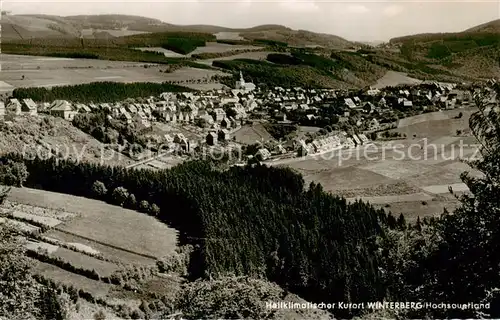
[[0, 54, 228, 92], [375, 198, 461, 222], [397, 108, 477, 128], [215, 32, 245, 40], [196, 50, 282, 66], [372, 71, 422, 89], [7, 187, 179, 260], [26, 240, 59, 254], [273, 130, 479, 220], [233, 123, 274, 145], [137, 42, 263, 58], [52, 247, 120, 277], [347, 192, 433, 205], [421, 183, 469, 194], [82, 28, 150, 37]]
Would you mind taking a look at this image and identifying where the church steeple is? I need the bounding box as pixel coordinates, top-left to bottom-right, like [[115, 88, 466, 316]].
[[239, 71, 245, 84]]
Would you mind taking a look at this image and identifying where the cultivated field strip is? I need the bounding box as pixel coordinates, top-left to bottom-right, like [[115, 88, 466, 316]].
[[52, 227, 158, 261], [7, 187, 179, 260], [346, 192, 434, 205], [45, 229, 157, 265], [421, 183, 470, 194], [51, 247, 121, 277], [33, 260, 114, 298]]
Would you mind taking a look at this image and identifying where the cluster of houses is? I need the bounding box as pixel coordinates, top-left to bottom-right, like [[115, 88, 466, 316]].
[[257, 81, 475, 131], [298, 132, 372, 156], [0, 74, 486, 165]]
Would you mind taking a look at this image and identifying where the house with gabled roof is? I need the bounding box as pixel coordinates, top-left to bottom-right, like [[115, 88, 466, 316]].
[[344, 98, 356, 109], [174, 133, 187, 144], [121, 111, 132, 124], [50, 100, 77, 121], [206, 132, 218, 145], [164, 134, 174, 144], [255, 148, 271, 161], [218, 129, 230, 142], [81, 104, 91, 113], [358, 134, 370, 144], [220, 118, 232, 129], [177, 112, 185, 122], [127, 104, 138, 114], [21, 98, 37, 115]]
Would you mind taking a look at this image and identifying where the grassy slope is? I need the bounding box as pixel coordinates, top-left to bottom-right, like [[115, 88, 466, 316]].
[[0, 115, 133, 167]]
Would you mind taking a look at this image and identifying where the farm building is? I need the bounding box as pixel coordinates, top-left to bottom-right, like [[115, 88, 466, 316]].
[[50, 100, 77, 121]]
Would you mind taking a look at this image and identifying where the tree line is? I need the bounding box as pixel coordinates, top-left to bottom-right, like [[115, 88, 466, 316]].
[[12, 81, 193, 103]]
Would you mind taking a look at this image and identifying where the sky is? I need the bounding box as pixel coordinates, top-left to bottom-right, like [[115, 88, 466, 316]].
[[3, 0, 500, 42]]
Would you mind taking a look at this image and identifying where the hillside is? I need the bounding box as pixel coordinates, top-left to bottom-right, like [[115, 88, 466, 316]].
[[1, 14, 353, 49], [464, 19, 500, 33], [379, 19, 500, 81], [0, 115, 133, 166]]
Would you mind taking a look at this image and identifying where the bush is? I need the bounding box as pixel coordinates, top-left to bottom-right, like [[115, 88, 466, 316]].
[[161, 38, 205, 55], [91, 181, 108, 198], [176, 276, 283, 319], [93, 310, 106, 320], [112, 187, 129, 207], [0, 160, 29, 187], [126, 194, 137, 209], [138, 200, 150, 213], [130, 309, 145, 320], [149, 203, 160, 216]]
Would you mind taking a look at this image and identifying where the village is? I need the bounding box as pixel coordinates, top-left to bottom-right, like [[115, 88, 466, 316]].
[[0, 72, 487, 168]]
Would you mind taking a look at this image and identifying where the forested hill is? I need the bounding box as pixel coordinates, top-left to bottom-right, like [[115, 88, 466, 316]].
[[0, 154, 406, 318]]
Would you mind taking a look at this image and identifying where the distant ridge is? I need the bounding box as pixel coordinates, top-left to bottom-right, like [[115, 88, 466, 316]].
[[464, 19, 500, 33], [0, 14, 351, 48], [389, 18, 500, 44]]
